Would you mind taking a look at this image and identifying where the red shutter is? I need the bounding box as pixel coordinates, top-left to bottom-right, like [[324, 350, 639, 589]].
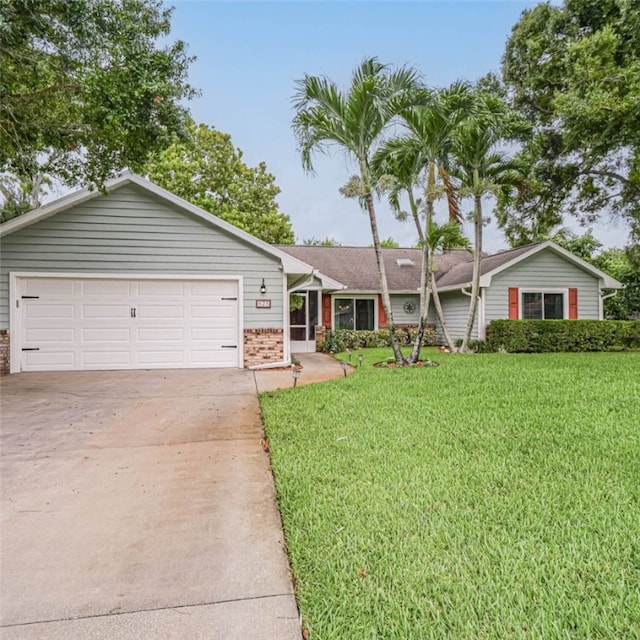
[[322, 294, 332, 326], [568, 288, 578, 319], [378, 295, 387, 328], [508, 287, 519, 319]]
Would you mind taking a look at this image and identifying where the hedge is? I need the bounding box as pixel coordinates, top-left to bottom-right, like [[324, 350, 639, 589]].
[[486, 320, 640, 353], [320, 326, 437, 353]]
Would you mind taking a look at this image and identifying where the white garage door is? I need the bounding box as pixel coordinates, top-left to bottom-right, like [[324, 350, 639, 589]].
[[16, 276, 241, 371]]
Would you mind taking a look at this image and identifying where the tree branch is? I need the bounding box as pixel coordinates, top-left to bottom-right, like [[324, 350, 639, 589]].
[[581, 169, 635, 188]]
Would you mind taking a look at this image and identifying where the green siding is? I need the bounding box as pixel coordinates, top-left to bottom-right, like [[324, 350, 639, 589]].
[[438, 291, 477, 343], [0, 184, 284, 328], [390, 295, 439, 325], [484, 249, 601, 324]]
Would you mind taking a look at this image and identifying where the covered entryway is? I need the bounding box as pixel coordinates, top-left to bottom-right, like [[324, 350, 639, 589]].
[[289, 289, 320, 353], [11, 274, 242, 372]]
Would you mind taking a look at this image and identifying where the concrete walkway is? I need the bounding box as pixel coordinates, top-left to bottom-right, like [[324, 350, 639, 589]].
[[0, 354, 347, 640], [253, 352, 352, 393]]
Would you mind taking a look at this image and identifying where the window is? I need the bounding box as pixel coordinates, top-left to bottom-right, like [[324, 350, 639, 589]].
[[334, 298, 375, 330], [521, 292, 565, 320]]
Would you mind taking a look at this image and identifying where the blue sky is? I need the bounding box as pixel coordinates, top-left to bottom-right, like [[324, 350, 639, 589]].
[[167, 0, 628, 251]]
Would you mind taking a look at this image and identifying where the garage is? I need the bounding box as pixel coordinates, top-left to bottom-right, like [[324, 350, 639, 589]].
[[0, 173, 327, 375], [12, 274, 242, 372]]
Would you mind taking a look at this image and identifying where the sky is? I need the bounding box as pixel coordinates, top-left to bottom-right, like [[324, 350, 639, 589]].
[[166, 0, 629, 252]]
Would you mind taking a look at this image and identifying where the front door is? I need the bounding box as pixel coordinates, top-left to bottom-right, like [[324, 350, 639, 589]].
[[289, 290, 319, 353]]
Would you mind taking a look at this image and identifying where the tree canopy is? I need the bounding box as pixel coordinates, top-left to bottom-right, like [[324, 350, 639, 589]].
[[145, 121, 294, 244], [303, 237, 342, 246], [1, 0, 196, 191], [498, 0, 640, 246]]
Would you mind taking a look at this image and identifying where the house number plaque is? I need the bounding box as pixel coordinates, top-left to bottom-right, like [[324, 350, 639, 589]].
[[256, 299, 272, 309]]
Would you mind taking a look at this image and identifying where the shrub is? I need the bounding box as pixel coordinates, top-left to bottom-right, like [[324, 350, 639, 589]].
[[321, 326, 436, 353], [486, 320, 640, 353]]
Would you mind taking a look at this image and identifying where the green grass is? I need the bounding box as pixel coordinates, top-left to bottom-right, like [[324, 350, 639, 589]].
[[260, 350, 640, 639]]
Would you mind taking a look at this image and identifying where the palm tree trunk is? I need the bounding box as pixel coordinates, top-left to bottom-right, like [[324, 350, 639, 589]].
[[409, 231, 431, 363], [409, 198, 432, 362], [431, 271, 455, 350], [408, 190, 422, 239], [461, 191, 483, 352], [361, 175, 405, 365]]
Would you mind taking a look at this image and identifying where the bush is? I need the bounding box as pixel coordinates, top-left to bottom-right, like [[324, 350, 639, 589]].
[[321, 326, 436, 353], [486, 320, 640, 353]]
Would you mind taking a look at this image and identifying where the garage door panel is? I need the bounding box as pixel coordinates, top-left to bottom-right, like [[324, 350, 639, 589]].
[[137, 327, 184, 342], [191, 281, 237, 296], [81, 351, 132, 367], [23, 351, 76, 369], [191, 327, 236, 341], [81, 280, 132, 296], [191, 304, 236, 319], [82, 327, 131, 342], [25, 303, 75, 319], [24, 279, 75, 296], [136, 350, 186, 365], [25, 328, 76, 342], [137, 281, 186, 296], [83, 304, 131, 319], [137, 305, 185, 319], [17, 277, 241, 371]]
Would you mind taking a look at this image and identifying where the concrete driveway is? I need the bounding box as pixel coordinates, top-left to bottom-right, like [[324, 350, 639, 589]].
[[0, 369, 301, 639]]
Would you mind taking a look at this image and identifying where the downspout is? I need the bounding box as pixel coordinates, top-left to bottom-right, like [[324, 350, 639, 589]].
[[600, 289, 619, 320], [461, 286, 482, 340], [478, 289, 486, 340]]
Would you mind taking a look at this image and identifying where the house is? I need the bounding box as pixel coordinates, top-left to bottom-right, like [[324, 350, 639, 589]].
[[278, 242, 623, 349], [0, 173, 622, 374], [0, 173, 341, 374]]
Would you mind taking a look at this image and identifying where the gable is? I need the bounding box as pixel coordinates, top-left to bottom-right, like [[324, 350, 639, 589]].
[[484, 248, 602, 321], [0, 183, 285, 327], [492, 248, 602, 286]]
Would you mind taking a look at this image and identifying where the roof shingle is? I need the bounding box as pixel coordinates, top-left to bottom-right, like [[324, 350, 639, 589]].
[[277, 243, 546, 291]]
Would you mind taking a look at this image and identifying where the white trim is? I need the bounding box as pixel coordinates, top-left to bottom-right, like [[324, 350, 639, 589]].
[[331, 294, 378, 331], [599, 286, 603, 320], [9, 271, 244, 373], [288, 289, 319, 354], [9, 275, 19, 374], [282, 270, 291, 364], [519, 287, 569, 320], [478, 289, 486, 340], [10, 271, 243, 281], [0, 173, 316, 276], [340, 289, 418, 295]]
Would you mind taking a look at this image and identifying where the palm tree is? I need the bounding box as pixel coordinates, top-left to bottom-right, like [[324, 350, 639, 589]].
[[372, 82, 471, 359], [425, 221, 470, 351], [451, 93, 529, 352], [292, 58, 420, 364]]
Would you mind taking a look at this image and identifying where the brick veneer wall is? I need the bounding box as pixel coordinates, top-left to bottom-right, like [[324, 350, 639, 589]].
[[243, 328, 284, 367], [0, 330, 9, 375], [315, 325, 328, 352]]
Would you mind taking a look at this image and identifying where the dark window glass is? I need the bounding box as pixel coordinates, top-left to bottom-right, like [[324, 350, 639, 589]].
[[355, 299, 375, 330], [308, 291, 318, 339], [522, 292, 542, 319], [334, 298, 375, 330], [521, 292, 564, 319], [544, 293, 564, 319], [334, 298, 354, 329]]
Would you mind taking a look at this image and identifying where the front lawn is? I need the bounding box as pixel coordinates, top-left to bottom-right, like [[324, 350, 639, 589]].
[[260, 350, 640, 639]]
